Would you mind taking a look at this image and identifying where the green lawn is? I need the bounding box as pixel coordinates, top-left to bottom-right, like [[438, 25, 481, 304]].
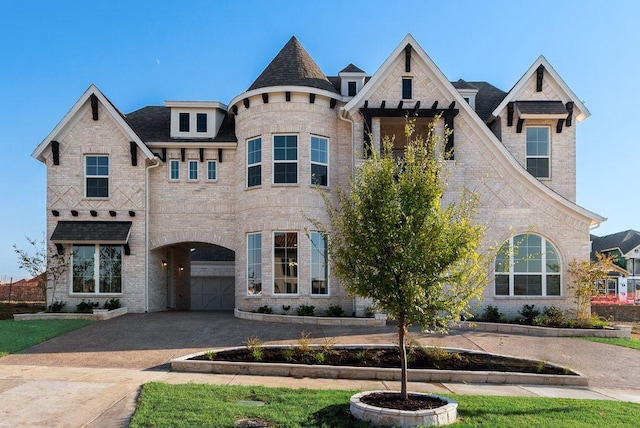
[[579, 337, 640, 350], [0, 319, 94, 356], [130, 383, 640, 428]]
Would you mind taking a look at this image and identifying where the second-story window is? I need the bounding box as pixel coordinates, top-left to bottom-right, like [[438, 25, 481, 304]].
[[188, 160, 198, 181], [85, 155, 109, 198], [348, 81, 357, 96], [197, 113, 207, 132], [526, 127, 550, 178], [273, 135, 298, 184], [310, 136, 328, 186], [179, 113, 190, 132], [207, 161, 217, 181], [247, 137, 261, 187], [402, 78, 412, 100], [169, 160, 179, 180]]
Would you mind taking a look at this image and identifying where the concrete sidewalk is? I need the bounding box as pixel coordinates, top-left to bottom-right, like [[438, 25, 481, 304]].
[[1, 364, 639, 428], [1, 312, 639, 427]]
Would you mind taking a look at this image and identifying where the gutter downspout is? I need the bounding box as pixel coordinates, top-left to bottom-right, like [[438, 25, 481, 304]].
[[338, 108, 355, 179], [145, 156, 161, 312]]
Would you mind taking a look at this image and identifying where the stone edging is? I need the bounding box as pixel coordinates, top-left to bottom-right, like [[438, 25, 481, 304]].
[[350, 391, 457, 427], [234, 308, 386, 326], [171, 344, 588, 387], [13, 307, 128, 321], [453, 321, 631, 338]]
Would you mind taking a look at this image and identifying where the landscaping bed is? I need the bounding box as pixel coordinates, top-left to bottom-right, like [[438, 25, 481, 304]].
[[0, 302, 45, 321]]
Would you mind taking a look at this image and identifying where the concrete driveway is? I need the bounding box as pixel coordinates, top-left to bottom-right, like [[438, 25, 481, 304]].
[[1, 312, 639, 427]]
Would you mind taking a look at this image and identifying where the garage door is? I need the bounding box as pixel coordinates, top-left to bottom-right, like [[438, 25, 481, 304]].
[[190, 276, 235, 311]]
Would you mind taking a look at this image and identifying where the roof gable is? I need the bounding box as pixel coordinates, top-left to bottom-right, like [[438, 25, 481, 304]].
[[33, 84, 156, 162], [342, 34, 603, 226], [490, 56, 590, 122], [247, 36, 337, 93], [592, 230, 640, 257]]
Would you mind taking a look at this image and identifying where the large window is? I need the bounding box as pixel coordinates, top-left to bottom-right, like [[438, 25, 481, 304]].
[[247, 233, 262, 295], [247, 137, 261, 187], [310, 136, 328, 186], [310, 232, 328, 295], [72, 244, 122, 294], [188, 160, 198, 181], [495, 234, 561, 296], [85, 155, 109, 198], [274, 232, 298, 294], [169, 160, 180, 181], [273, 135, 298, 184], [526, 127, 550, 178]]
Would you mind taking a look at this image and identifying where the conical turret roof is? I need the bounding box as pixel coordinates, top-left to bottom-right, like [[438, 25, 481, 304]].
[[248, 36, 338, 93]]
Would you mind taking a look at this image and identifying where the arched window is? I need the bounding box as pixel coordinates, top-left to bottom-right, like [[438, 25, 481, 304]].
[[495, 234, 561, 296]]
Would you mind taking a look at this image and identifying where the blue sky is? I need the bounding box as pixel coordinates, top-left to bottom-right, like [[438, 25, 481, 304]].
[[1, 0, 638, 280]]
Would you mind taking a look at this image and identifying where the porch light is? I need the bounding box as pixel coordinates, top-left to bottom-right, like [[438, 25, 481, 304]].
[[178, 264, 184, 271], [161, 260, 167, 267]]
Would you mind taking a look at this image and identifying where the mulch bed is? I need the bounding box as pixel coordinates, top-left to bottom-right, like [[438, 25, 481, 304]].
[[0, 303, 45, 321], [191, 346, 575, 376], [360, 392, 447, 411]]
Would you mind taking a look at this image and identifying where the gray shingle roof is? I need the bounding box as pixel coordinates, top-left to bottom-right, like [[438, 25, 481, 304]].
[[247, 36, 338, 93], [591, 230, 640, 258], [340, 63, 365, 73], [50, 221, 132, 244], [125, 106, 170, 142], [516, 101, 568, 116], [451, 79, 478, 90], [465, 81, 507, 122]]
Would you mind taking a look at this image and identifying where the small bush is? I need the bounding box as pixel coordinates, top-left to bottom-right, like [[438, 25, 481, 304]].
[[517, 304, 540, 325], [539, 306, 566, 327], [325, 304, 345, 317], [481, 305, 504, 322], [47, 301, 66, 313], [203, 350, 216, 360], [282, 348, 294, 361], [256, 305, 273, 314], [245, 336, 263, 361], [424, 346, 455, 362], [296, 304, 315, 316], [103, 298, 121, 310], [76, 300, 99, 313]]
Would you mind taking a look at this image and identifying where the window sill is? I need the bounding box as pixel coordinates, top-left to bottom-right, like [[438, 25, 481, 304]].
[[493, 295, 563, 299], [272, 183, 299, 187], [245, 185, 262, 190], [310, 294, 331, 298], [271, 293, 300, 297]]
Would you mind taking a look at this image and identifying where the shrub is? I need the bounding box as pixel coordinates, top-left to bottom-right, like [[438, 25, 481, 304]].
[[325, 304, 345, 317], [541, 306, 565, 327], [76, 300, 99, 313], [481, 305, 504, 322], [296, 304, 315, 316], [517, 304, 540, 325], [103, 298, 121, 310], [203, 350, 216, 360], [245, 336, 263, 361], [47, 301, 66, 313], [256, 305, 273, 314]]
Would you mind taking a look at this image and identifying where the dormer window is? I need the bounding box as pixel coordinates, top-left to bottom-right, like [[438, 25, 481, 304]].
[[179, 113, 190, 132], [402, 78, 412, 100], [197, 113, 207, 133], [348, 81, 357, 97]]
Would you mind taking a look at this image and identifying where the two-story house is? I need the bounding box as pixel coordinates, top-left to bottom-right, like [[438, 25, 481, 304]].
[[32, 34, 604, 317]]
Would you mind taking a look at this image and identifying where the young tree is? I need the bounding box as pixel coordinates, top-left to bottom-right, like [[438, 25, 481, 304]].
[[13, 235, 67, 309], [568, 253, 616, 321], [311, 120, 489, 400]]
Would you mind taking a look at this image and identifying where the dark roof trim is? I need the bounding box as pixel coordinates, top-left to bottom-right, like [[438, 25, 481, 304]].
[[51, 221, 132, 244], [515, 100, 568, 117]]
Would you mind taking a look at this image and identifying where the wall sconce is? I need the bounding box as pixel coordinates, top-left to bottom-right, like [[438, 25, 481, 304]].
[[161, 260, 167, 268], [178, 265, 184, 271]]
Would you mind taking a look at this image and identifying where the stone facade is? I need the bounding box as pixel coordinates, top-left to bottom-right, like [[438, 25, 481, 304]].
[[33, 35, 602, 318]]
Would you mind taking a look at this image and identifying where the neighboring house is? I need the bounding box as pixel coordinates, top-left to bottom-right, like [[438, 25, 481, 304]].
[[591, 230, 640, 304], [32, 34, 604, 317]]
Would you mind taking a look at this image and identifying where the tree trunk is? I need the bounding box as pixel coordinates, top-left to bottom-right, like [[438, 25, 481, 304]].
[[398, 314, 408, 401]]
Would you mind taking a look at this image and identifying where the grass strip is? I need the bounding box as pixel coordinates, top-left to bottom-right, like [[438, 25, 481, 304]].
[[579, 337, 640, 350], [130, 382, 640, 428], [0, 319, 94, 355]]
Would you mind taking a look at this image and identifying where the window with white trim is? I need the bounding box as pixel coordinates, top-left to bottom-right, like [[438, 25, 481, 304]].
[[273, 135, 297, 184], [188, 160, 198, 181], [85, 155, 109, 198], [402, 78, 412, 100], [196, 113, 207, 132], [310, 232, 328, 295], [310, 136, 328, 186], [348, 81, 357, 96], [247, 233, 262, 295], [247, 137, 261, 187], [72, 244, 122, 294], [526, 127, 550, 178], [495, 234, 561, 296], [179, 113, 190, 132], [169, 160, 180, 181], [274, 232, 298, 294], [207, 160, 217, 181]]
